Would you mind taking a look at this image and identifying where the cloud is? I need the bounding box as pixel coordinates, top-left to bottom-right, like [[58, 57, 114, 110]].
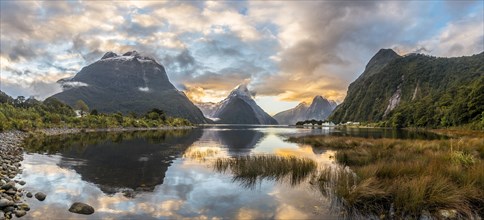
[[0, 0, 482, 106], [61, 81, 89, 89], [0, 78, 62, 100], [161, 49, 198, 78], [421, 13, 483, 57]]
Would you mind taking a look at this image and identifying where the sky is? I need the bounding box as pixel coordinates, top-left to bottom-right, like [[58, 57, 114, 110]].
[[1, 1, 483, 115]]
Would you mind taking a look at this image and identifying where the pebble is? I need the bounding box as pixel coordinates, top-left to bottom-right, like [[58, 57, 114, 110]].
[[0, 199, 14, 208], [14, 210, 26, 218], [1, 128, 83, 219], [0, 131, 28, 218], [34, 192, 46, 201], [18, 203, 30, 211], [68, 202, 95, 215]]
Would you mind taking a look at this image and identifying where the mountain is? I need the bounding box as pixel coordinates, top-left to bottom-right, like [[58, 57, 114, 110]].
[[330, 49, 484, 128], [196, 85, 278, 124], [195, 102, 219, 118], [0, 90, 14, 104], [273, 102, 309, 125], [273, 95, 337, 125], [306, 96, 337, 120], [50, 51, 208, 123]]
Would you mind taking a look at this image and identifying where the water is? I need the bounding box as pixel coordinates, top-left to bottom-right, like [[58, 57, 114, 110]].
[[18, 127, 442, 219]]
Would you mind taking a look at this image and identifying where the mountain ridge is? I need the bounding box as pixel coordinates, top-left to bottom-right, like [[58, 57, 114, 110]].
[[196, 84, 278, 125], [329, 49, 484, 128], [273, 95, 337, 125], [50, 51, 209, 123]]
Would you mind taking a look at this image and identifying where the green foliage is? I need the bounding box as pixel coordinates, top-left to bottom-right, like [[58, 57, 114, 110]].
[[90, 109, 99, 115], [75, 100, 89, 116], [387, 75, 484, 129], [0, 91, 14, 104], [0, 97, 192, 132], [330, 52, 484, 129], [295, 119, 331, 126], [390, 112, 404, 128]]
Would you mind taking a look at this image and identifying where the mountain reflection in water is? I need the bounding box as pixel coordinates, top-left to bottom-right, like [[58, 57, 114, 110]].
[[23, 127, 268, 194], [24, 130, 203, 193], [19, 126, 444, 219]]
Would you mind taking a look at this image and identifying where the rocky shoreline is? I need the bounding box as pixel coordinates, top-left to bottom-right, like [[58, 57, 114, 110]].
[[0, 131, 29, 219], [0, 126, 195, 219]]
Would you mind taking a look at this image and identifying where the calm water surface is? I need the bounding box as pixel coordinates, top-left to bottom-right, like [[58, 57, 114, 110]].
[[18, 127, 442, 219]]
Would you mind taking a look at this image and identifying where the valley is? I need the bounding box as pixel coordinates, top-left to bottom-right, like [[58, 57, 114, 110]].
[[1, 1, 483, 219]]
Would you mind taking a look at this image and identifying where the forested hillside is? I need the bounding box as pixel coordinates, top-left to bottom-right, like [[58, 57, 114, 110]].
[[330, 49, 484, 129]]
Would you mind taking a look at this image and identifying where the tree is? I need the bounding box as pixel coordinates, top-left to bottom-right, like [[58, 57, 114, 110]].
[[75, 100, 89, 117], [145, 108, 166, 121], [44, 97, 76, 116], [391, 112, 404, 128], [90, 109, 99, 115]]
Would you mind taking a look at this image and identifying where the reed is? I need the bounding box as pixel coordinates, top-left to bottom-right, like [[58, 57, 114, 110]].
[[290, 135, 484, 218], [213, 155, 317, 188]]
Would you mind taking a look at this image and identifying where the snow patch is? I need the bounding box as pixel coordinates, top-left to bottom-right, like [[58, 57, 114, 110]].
[[208, 117, 220, 121], [104, 56, 135, 62], [138, 87, 150, 92], [61, 81, 89, 90]]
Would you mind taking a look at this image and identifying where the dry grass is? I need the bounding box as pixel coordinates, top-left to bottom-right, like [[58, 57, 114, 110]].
[[213, 155, 317, 188], [431, 128, 484, 138], [290, 135, 484, 218]]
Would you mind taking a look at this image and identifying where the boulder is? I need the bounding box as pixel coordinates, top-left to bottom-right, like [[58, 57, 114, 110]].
[[68, 202, 95, 215]]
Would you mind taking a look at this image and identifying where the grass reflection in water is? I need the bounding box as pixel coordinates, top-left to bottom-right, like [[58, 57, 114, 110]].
[[211, 134, 484, 219], [213, 155, 318, 189]]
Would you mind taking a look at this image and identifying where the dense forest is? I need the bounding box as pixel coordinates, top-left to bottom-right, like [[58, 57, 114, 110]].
[[0, 91, 191, 132], [330, 50, 484, 129]]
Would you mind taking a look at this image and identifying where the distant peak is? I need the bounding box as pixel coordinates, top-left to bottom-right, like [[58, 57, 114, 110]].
[[122, 51, 140, 57], [230, 84, 252, 98], [99, 50, 159, 63], [295, 102, 309, 108], [371, 49, 400, 62], [101, 51, 118, 59], [313, 95, 328, 102], [365, 48, 401, 71], [373, 48, 400, 57], [235, 84, 248, 90]]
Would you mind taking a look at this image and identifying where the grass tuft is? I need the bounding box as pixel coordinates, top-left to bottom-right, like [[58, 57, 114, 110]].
[[213, 155, 317, 188], [289, 135, 484, 218]]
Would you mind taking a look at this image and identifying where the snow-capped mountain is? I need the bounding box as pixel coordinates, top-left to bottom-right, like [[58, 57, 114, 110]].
[[196, 84, 278, 125], [51, 51, 209, 123], [273, 95, 337, 125]]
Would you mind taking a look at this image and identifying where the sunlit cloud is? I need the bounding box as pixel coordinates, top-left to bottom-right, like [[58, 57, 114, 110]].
[[1, 0, 482, 113]]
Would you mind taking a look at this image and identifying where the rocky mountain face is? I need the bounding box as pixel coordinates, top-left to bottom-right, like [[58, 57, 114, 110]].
[[195, 102, 219, 118], [50, 51, 208, 123], [273, 96, 337, 125], [196, 85, 278, 125], [330, 49, 484, 127], [0, 90, 14, 103]]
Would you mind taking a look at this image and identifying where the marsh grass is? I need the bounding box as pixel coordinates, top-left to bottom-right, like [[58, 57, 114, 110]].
[[290, 135, 484, 218], [213, 155, 317, 188], [183, 148, 220, 162]]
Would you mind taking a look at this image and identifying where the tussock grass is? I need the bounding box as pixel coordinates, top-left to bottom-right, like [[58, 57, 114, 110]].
[[290, 135, 484, 218], [183, 148, 220, 162], [213, 155, 317, 188]]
